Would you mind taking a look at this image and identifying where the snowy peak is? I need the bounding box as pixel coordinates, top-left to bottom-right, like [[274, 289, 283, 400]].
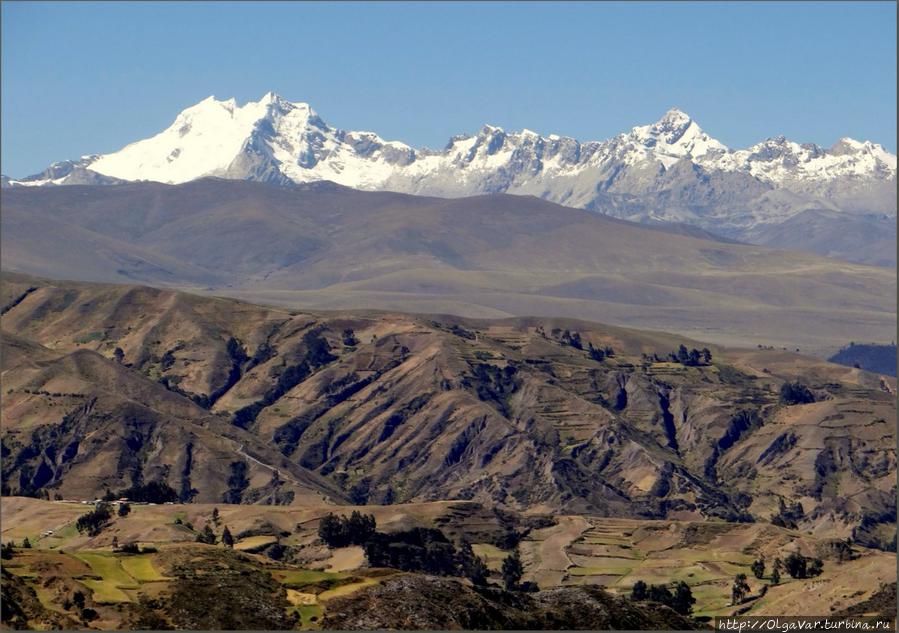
[[647, 107, 695, 142], [626, 108, 729, 165], [6, 96, 895, 222]]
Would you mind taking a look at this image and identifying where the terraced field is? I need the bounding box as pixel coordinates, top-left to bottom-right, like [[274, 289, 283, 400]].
[[546, 518, 896, 618], [2, 497, 895, 626]]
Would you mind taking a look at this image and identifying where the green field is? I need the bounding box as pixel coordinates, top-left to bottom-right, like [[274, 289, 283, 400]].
[[120, 555, 168, 581], [291, 603, 323, 629], [74, 552, 141, 604], [81, 579, 132, 604]]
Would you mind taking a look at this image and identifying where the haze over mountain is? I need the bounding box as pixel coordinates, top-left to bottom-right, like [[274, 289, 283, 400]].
[[5, 93, 896, 266], [2, 179, 895, 355]]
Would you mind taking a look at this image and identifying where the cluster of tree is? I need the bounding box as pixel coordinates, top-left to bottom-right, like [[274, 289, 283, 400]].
[[76, 503, 113, 536], [828, 342, 897, 377], [750, 556, 766, 579], [318, 511, 377, 548], [588, 342, 615, 362], [771, 498, 805, 529], [1, 542, 15, 559], [731, 573, 751, 605], [113, 539, 156, 554], [362, 527, 493, 586], [630, 580, 695, 615], [181, 510, 235, 548], [664, 345, 712, 366], [62, 590, 98, 624], [103, 481, 179, 504], [319, 513, 538, 590], [782, 551, 823, 579], [342, 328, 358, 346], [447, 324, 477, 340], [779, 381, 816, 405], [559, 329, 583, 350], [195, 524, 218, 545]]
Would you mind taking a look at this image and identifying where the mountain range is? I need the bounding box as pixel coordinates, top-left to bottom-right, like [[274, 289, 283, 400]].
[[4, 93, 896, 266], [2, 179, 894, 355]]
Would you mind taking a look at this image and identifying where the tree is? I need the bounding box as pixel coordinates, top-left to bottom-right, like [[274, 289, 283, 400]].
[[318, 513, 346, 547], [113, 347, 125, 363], [770, 567, 781, 585], [118, 503, 131, 517], [688, 348, 701, 366], [648, 584, 674, 606], [22, 537, 31, 549], [73, 590, 86, 610], [631, 580, 648, 601], [750, 556, 765, 579], [112, 536, 119, 550], [672, 581, 695, 616], [780, 381, 815, 405], [677, 344, 690, 364], [784, 551, 807, 579], [346, 511, 376, 544], [195, 523, 217, 545], [1, 542, 13, 559], [807, 558, 823, 577], [701, 348, 712, 364], [501, 549, 524, 591], [342, 329, 358, 346], [588, 343, 605, 362], [221, 526, 234, 548], [457, 540, 489, 586], [212, 507, 220, 526], [731, 573, 750, 605]]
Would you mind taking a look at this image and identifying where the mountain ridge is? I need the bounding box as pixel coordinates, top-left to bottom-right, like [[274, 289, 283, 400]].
[[5, 93, 896, 265], [3, 179, 895, 355]]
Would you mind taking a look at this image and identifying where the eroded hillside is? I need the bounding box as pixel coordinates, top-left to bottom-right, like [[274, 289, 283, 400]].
[[1, 274, 895, 548]]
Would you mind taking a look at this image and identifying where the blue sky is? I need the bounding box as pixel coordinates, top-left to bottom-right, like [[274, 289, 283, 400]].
[[2, 1, 896, 177]]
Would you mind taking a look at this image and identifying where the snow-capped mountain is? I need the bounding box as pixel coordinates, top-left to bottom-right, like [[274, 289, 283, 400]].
[[7, 92, 896, 264]]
